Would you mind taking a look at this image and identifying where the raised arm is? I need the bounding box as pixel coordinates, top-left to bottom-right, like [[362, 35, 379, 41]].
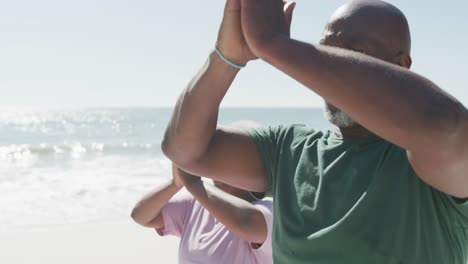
[[130, 170, 183, 228], [240, 0, 468, 197], [175, 167, 269, 244], [162, 0, 268, 192]]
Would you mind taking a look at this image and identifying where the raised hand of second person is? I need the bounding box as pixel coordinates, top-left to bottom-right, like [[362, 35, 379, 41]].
[[171, 163, 185, 188], [240, 0, 296, 57], [216, 0, 258, 66], [172, 165, 201, 187]]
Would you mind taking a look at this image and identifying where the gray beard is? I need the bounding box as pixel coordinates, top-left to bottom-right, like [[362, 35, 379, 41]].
[[323, 103, 358, 128]]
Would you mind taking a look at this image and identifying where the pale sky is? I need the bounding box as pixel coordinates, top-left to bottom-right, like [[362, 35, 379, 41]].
[[0, 0, 467, 108]]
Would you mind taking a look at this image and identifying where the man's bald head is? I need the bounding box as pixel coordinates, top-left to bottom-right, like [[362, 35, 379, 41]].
[[321, 0, 412, 68], [321, 1, 412, 129]]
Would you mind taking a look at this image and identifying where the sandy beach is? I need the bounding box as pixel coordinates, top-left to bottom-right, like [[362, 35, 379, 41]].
[[0, 219, 179, 264]]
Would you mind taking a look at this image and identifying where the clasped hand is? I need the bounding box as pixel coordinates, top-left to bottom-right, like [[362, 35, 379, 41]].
[[240, 0, 296, 56], [216, 0, 296, 66]]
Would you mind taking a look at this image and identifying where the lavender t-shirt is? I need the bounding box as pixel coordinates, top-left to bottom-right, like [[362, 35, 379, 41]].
[[156, 191, 273, 264]]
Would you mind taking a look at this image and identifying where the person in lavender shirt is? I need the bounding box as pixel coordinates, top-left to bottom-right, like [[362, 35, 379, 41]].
[[131, 164, 273, 264]]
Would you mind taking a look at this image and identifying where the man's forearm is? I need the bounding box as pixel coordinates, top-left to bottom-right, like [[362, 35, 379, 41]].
[[259, 36, 467, 153], [162, 52, 240, 165]]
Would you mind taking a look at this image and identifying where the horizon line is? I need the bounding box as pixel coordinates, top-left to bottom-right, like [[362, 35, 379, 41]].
[[0, 106, 324, 111]]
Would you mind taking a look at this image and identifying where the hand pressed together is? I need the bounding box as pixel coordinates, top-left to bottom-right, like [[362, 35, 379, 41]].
[[240, 0, 296, 57], [216, 0, 258, 66], [216, 0, 295, 66]]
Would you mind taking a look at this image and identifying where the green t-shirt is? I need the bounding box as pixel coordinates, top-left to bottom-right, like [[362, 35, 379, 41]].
[[248, 125, 468, 264]]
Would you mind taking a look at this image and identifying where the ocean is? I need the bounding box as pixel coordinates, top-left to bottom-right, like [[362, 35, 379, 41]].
[[0, 108, 331, 229]]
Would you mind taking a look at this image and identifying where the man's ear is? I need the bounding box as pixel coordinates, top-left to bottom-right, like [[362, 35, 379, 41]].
[[397, 54, 412, 69]]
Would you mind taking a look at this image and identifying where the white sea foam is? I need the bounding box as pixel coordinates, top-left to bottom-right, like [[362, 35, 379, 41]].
[[0, 154, 172, 229], [0, 108, 328, 229]]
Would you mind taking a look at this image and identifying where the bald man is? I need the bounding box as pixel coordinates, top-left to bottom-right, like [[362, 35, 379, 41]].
[[162, 0, 468, 263]]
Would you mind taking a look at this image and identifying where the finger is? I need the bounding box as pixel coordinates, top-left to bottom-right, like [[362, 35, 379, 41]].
[[284, 1, 296, 27], [282, 0, 290, 12], [225, 0, 240, 11]]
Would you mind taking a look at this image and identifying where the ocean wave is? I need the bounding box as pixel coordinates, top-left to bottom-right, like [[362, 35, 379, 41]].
[[0, 108, 328, 228], [0, 154, 173, 228], [0, 142, 163, 162]]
